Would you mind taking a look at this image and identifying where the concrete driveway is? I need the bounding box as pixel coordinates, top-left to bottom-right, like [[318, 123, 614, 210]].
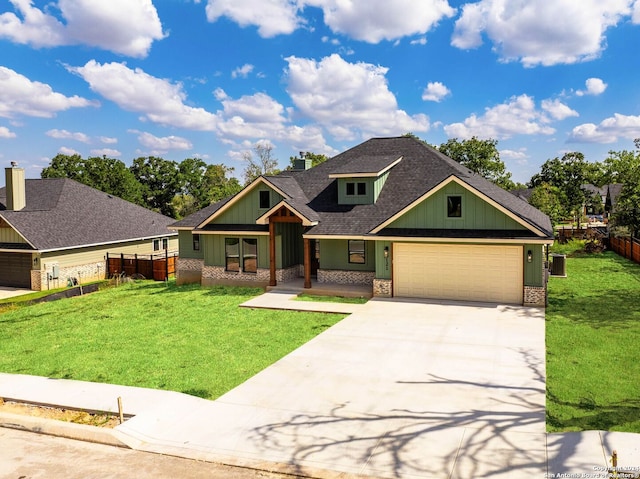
[[117, 297, 546, 478], [0, 286, 33, 300]]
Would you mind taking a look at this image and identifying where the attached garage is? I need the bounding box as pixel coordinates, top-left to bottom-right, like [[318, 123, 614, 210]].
[[393, 243, 523, 304], [0, 252, 32, 288]]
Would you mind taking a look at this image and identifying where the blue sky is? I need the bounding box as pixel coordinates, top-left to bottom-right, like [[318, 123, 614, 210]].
[[1, 0, 640, 187]]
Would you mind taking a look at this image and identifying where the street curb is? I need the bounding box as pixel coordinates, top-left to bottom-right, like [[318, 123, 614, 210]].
[[0, 411, 129, 448]]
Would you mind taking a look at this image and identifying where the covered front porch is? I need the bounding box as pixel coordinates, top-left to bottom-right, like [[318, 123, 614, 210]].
[[265, 277, 373, 298]]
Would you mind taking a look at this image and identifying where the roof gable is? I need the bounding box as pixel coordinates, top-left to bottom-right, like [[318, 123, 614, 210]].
[[377, 176, 532, 233], [194, 177, 289, 229]]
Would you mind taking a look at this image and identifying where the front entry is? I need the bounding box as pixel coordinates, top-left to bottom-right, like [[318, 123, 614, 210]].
[[310, 239, 319, 277]]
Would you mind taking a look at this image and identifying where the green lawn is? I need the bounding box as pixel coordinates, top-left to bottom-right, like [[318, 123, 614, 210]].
[[546, 248, 640, 432], [0, 281, 343, 400]]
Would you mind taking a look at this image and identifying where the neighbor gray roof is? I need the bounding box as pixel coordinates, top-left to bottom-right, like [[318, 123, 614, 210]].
[[174, 137, 553, 238], [0, 178, 177, 251]]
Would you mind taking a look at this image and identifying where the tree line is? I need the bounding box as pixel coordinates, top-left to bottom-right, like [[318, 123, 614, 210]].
[[40, 143, 327, 219]]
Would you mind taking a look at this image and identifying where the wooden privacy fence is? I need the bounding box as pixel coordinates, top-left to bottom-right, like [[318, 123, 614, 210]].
[[610, 236, 640, 264], [106, 250, 177, 281], [556, 226, 607, 243]]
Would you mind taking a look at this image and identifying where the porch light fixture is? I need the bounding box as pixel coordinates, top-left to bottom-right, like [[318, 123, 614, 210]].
[[527, 250, 533, 263], [383, 246, 389, 258]]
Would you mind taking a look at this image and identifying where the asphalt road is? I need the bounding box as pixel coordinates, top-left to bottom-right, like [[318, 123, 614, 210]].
[[1, 427, 296, 479]]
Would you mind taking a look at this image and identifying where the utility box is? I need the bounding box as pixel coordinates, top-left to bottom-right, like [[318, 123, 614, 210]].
[[550, 254, 567, 277]]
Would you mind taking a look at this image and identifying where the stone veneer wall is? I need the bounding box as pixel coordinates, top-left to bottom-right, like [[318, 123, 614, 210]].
[[36, 261, 106, 291], [373, 278, 392, 297], [524, 286, 546, 307], [201, 264, 303, 285], [176, 258, 204, 285], [317, 269, 375, 285]]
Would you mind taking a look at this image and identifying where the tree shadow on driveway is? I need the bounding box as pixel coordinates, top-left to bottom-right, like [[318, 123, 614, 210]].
[[249, 348, 549, 478]]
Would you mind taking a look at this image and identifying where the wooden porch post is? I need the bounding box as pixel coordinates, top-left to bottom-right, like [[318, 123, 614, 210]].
[[269, 220, 276, 286], [303, 237, 311, 289]]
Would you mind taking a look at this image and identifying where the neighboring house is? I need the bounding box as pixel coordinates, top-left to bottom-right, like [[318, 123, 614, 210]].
[[605, 183, 624, 218], [0, 164, 177, 290], [172, 137, 554, 306]]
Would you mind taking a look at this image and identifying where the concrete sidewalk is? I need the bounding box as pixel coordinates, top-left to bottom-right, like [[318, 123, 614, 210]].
[[1, 295, 640, 478]]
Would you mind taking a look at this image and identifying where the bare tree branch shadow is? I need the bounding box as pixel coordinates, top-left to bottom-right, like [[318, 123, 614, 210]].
[[249, 348, 550, 478]]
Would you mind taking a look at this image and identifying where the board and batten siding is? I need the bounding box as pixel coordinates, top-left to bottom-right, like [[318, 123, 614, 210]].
[[319, 239, 375, 272], [524, 243, 544, 287], [389, 182, 527, 231], [214, 186, 284, 224], [178, 230, 204, 259]]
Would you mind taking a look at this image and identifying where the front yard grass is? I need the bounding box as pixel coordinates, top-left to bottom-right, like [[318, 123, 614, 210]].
[[0, 281, 344, 400], [546, 248, 640, 432]]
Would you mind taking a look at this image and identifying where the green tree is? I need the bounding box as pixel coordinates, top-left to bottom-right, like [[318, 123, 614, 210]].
[[203, 164, 241, 203], [172, 161, 242, 219], [84, 156, 143, 205], [609, 139, 640, 236], [41, 154, 86, 181], [242, 142, 280, 185], [529, 182, 566, 226], [131, 156, 182, 218], [438, 137, 514, 190], [41, 154, 143, 205], [529, 152, 589, 222]]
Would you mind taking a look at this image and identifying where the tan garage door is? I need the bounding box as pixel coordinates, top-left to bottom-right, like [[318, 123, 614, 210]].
[[393, 243, 523, 304], [0, 252, 32, 288]]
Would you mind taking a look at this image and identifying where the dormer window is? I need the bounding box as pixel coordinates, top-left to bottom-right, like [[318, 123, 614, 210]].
[[346, 182, 366, 196]]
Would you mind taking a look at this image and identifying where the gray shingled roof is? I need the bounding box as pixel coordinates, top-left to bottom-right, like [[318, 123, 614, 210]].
[[173, 137, 553, 238], [0, 178, 177, 251]]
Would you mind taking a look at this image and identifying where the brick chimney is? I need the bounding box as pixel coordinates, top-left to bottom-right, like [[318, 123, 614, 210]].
[[5, 162, 26, 211]]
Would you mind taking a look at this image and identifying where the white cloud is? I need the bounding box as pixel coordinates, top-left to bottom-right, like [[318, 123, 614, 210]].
[[568, 113, 640, 143], [576, 77, 608, 96], [422, 81, 451, 102], [500, 148, 529, 160], [100, 136, 118, 144], [0, 66, 97, 119], [46, 128, 91, 143], [444, 94, 556, 140], [452, 0, 632, 66], [58, 146, 80, 155], [131, 130, 193, 151], [90, 148, 121, 157], [0, 126, 16, 138], [634, 0, 640, 22], [285, 54, 429, 141], [232, 63, 255, 78], [541, 99, 579, 121], [70, 60, 219, 131], [204, 0, 455, 42], [205, 0, 302, 37], [306, 0, 455, 43], [0, 0, 165, 57], [214, 89, 331, 152]]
